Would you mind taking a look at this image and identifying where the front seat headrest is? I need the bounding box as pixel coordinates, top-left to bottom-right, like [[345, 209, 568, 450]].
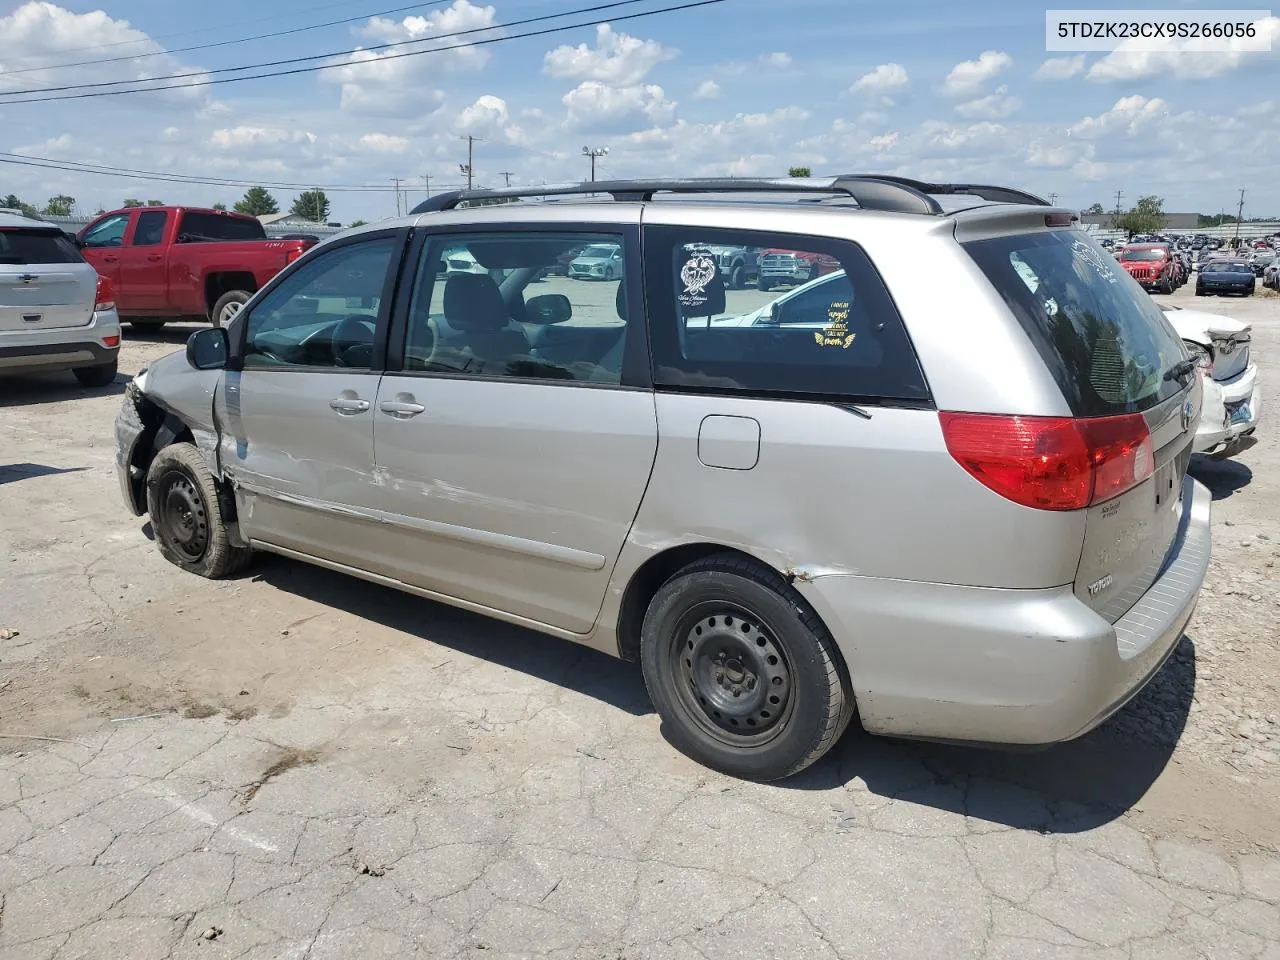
[[443, 273, 508, 332], [616, 281, 627, 321]]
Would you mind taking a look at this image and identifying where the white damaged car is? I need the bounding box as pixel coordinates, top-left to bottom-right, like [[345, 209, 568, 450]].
[[1161, 304, 1261, 458]]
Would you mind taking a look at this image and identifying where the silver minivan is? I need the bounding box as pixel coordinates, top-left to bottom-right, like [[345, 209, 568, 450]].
[[116, 177, 1210, 780]]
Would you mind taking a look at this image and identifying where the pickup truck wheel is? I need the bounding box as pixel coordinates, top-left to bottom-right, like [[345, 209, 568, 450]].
[[212, 290, 252, 326], [729, 265, 744, 290], [757, 276, 773, 292], [146, 443, 251, 579], [72, 359, 118, 388], [641, 554, 854, 781]]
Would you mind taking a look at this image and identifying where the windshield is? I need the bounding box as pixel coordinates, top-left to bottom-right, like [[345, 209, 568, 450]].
[[580, 245, 616, 258], [964, 231, 1186, 416], [1119, 248, 1166, 262]]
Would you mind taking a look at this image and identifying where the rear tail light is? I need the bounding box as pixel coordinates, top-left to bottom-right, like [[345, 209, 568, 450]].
[[101, 334, 120, 348], [939, 412, 1154, 511], [94, 274, 115, 312], [285, 247, 305, 265]]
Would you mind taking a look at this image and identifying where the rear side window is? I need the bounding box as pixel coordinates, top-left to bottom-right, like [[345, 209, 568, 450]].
[[132, 210, 168, 246], [178, 212, 266, 242], [963, 230, 1185, 416], [644, 226, 930, 404], [0, 228, 83, 264]]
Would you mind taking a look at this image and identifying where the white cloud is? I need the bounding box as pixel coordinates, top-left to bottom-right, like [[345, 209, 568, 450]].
[[693, 79, 721, 100], [543, 24, 675, 86], [162, 127, 181, 140], [359, 132, 410, 153], [955, 85, 1021, 119], [562, 81, 676, 129], [1068, 95, 1168, 139], [456, 94, 509, 133], [209, 126, 318, 149], [1034, 55, 1085, 81], [868, 132, 899, 151], [322, 0, 495, 115], [1088, 16, 1278, 81], [852, 63, 909, 94], [718, 51, 793, 75], [941, 50, 1012, 97], [761, 52, 792, 68]]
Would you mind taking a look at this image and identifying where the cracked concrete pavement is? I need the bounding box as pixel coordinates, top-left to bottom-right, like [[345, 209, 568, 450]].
[[2, 290, 1279, 959]]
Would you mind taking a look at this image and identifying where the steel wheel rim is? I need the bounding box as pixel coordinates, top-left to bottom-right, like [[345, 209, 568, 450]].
[[219, 301, 243, 324], [672, 602, 793, 745], [159, 470, 209, 562]]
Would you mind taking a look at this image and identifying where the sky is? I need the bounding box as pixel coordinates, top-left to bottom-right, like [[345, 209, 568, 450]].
[[0, 0, 1277, 224]]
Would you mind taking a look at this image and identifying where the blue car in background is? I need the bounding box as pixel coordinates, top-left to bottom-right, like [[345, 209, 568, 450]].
[[1196, 259, 1255, 297]]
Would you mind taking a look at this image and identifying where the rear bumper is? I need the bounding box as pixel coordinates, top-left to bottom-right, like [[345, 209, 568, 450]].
[[1194, 364, 1261, 454], [796, 476, 1211, 746], [0, 309, 121, 374]]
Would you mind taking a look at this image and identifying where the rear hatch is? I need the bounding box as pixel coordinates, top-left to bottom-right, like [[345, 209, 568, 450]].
[[964, 229, 1198, 623], [0, 227, 96, 331]]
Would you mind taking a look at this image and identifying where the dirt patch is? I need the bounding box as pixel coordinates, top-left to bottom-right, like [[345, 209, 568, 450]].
[[240, 747, 321, 804]]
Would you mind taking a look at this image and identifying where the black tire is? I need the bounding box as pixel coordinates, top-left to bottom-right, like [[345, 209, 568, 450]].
[[1159, 274, 1173, 295], [1195, 287, 1204, 296], [129, 319, 167, 332], [211, 290, 253, 326], [640, 554, 854, 781], [757, 276, 773, 292], [73, 359, 118, 387], [729, 264, 744, 290], [146, 443, 251, 579]]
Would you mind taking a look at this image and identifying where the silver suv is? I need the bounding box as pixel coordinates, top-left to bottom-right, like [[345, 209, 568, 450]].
[[115, 177, 1211, 781], [1, 211, 121, 386]]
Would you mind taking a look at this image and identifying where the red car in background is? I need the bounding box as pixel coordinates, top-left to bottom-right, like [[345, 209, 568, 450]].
[[77, 206, 317, 329], [756, 249, 841, 291], [1117, 243, 1183, 294]]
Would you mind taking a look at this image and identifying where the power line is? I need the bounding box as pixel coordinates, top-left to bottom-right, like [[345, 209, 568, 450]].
[[1, 1, 453, 78], [1, 0, 663, 99]]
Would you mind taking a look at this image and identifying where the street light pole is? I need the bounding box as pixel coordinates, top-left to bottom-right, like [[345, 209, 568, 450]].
[[582, 145, 608, 182]]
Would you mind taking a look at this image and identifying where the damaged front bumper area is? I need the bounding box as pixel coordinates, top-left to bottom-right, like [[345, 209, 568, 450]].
[[115, 381, 151, 516]]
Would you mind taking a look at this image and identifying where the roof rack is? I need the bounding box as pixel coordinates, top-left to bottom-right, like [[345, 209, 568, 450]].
[[408, 175, 1048, 216]]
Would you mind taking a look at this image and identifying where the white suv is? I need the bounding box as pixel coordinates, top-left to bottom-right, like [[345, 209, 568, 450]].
[[0, 211, 121, 387]]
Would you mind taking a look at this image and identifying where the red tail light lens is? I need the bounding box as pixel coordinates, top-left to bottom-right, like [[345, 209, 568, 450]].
[[939, 412, 1154, 511], [285, 247, 305, 265], [94, 274, 115, 312]]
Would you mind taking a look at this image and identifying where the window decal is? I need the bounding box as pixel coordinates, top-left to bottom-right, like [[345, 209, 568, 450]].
[[815, 300, 856, 349]]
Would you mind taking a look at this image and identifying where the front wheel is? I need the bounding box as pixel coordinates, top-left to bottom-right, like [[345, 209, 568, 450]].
[[146, 444, 251, 579], [640, 555, 853, 781], [757, 276, 773, 292], [211, 290, 253, 326], [73, 359, 118, 387], [729, 265, 745, 290]]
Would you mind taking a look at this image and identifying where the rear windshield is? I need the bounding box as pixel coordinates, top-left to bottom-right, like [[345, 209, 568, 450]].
[[177, 212, 266, 242], [964, 230, 1186, 416], [0, 228, 83, 265], [1203, 261, 1251, 274], [1119, 248, 1165, 262]]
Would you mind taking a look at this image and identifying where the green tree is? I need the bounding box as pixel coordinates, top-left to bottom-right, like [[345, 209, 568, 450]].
[[43, 194, 75, 216], [347, 219, 368, 227], [122, 198, 144, 208], [211, 202, 227, 211], [290, 189, 331, 222], [145, 199, 165, 207], [2, 194, 40, 217], [1114, 195, 1165, 236], [1085, 202, 1105, 216], [788, 166, 811, 178], [234, 186, 279, 216]]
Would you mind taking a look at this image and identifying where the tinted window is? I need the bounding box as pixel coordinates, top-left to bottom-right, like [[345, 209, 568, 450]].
[[964, 230, 1185, 416], [178, 212, 266, 242], [243, 238, 394, 369], [644, 226, 929, 403], [132, 210, 168, 247], [81, 214, 129, 248], [402, 232, 628, 385], [0, 228, 83, 264]]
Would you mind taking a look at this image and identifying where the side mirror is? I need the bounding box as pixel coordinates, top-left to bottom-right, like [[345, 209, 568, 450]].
[[525, 293, 572, 324], [187, 327, 229, 370]]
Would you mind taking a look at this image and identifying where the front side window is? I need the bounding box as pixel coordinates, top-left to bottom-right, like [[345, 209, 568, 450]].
[[81, 214, 129, 248], [401, 232, 629, 385], [242, 237, 394, 369], [132, 210, 168, 247], [644, 226, 929, 403]]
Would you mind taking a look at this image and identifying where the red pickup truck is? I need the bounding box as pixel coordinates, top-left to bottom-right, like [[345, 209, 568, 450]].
[[77, 207, 317, 329]]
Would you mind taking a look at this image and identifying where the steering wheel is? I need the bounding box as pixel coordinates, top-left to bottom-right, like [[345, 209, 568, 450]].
[[330, 315, 376, 367]]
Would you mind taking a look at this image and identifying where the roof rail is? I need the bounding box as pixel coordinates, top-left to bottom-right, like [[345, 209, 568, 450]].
[[410, 176, 946, 216], [843, 175, 1050, 207]]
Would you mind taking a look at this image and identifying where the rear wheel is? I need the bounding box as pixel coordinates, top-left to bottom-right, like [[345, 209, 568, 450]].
[[640, 554, 853, 781], [129, 319, 167, 332], [757, 276, 773, 292], [72, 359, 118, 387], [146, 443, 251, 579], [211, 290, 253, 326]]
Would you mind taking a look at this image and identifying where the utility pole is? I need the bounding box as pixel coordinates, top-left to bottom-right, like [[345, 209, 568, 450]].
[[422, 175, 431, 199], [391, 177, 402, 217], [498, 171, 514, 187], [1233, 188, 1245, 246], [1048, 192, 1058, 205], [582, 145, 608, 182], [458, 135, 479, 190]]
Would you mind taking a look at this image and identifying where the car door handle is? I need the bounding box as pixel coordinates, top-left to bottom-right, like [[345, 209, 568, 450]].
[[328, 397, 370, 414], [146, 254, 162, 262], [379, 397, 426, 419], [103, 256, 119, 263]]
